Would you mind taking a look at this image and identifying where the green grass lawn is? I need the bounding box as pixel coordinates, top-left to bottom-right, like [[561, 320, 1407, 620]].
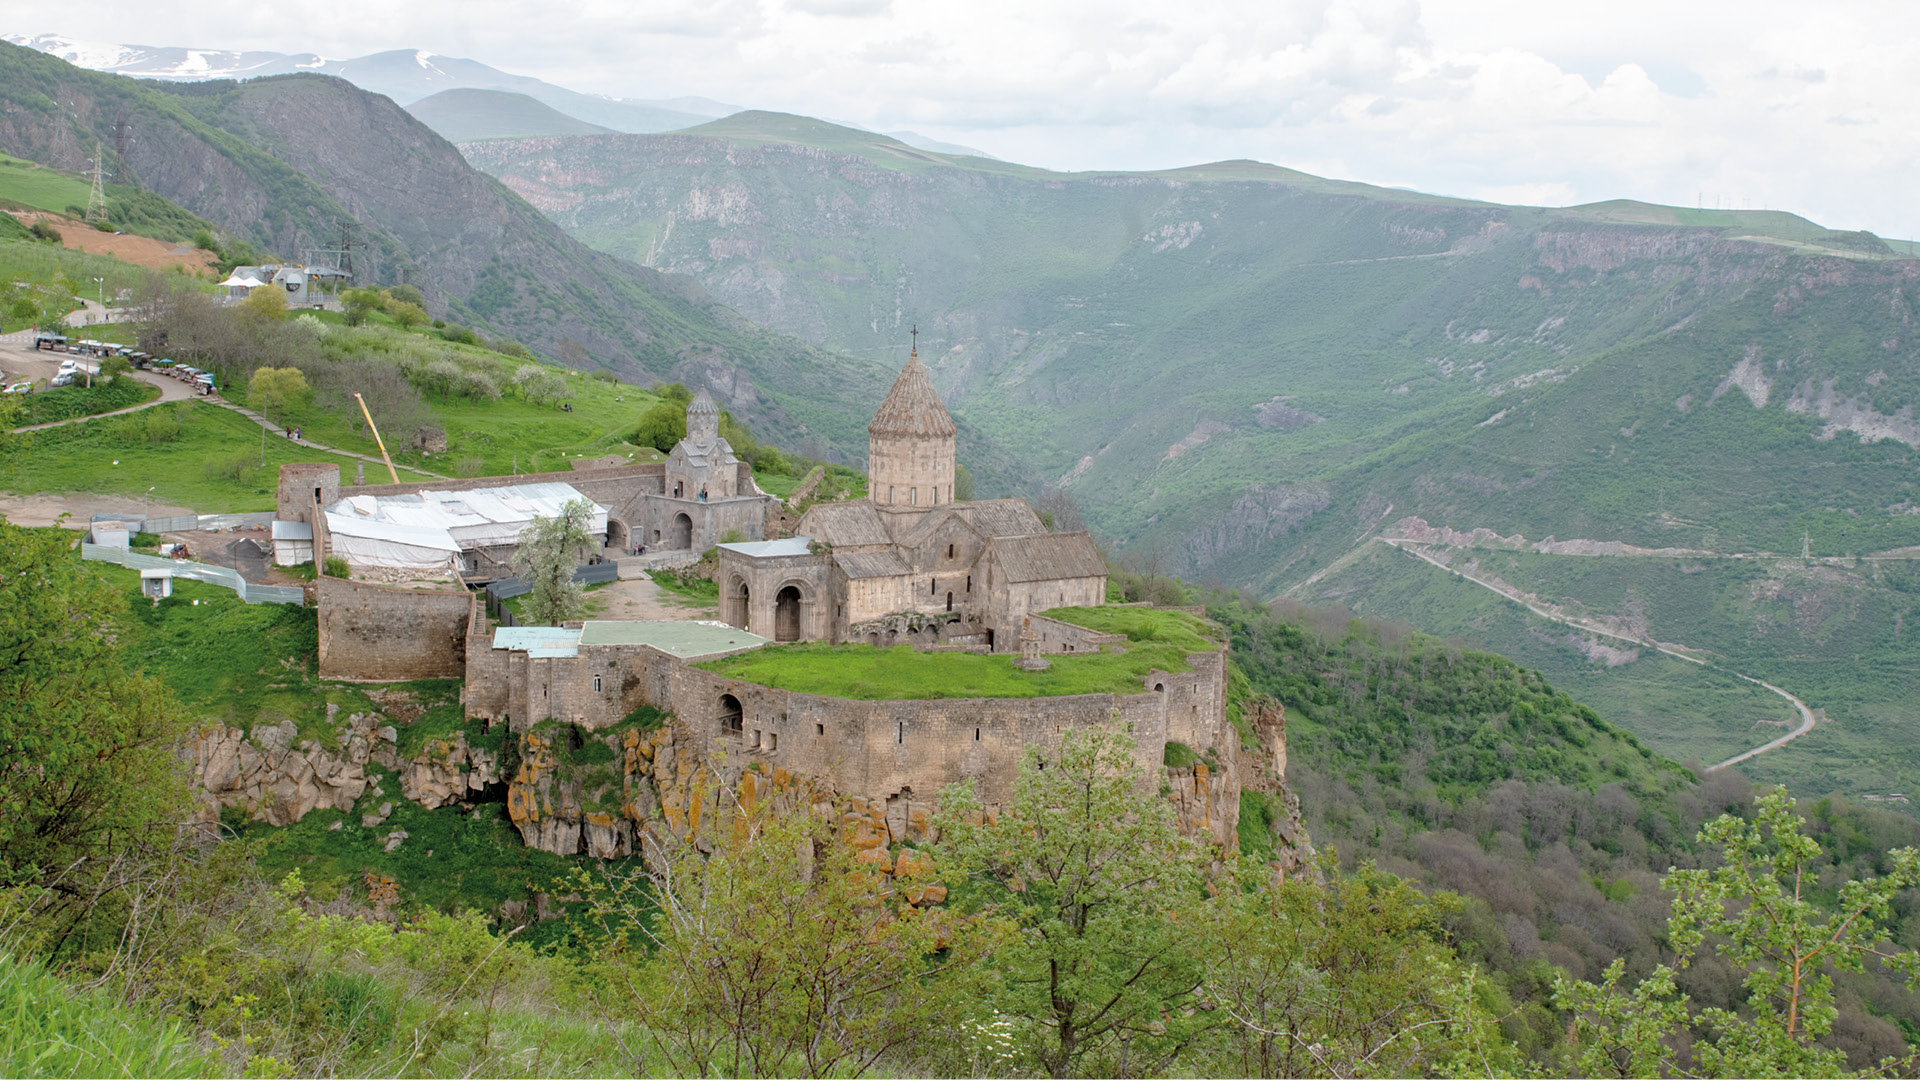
[[3, 399, 438, 513], [699, 606, 1218, 699]]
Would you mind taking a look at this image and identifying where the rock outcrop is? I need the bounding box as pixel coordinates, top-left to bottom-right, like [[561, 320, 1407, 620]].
[[189, 704, 500, 826]]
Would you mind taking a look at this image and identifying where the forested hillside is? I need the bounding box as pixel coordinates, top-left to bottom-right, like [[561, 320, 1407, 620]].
[[0, 43, 888, 457]]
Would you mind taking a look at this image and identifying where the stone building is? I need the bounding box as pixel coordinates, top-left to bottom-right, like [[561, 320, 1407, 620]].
[[276, 391, 778, 575], [715, 345, 1107, 649]]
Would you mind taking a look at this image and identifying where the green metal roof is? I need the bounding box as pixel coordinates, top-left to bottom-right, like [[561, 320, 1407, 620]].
[[578, 620, 769, 658]]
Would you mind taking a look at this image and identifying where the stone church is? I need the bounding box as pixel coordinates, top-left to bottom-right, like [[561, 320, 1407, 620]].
[[716, 345, 1108, 648]]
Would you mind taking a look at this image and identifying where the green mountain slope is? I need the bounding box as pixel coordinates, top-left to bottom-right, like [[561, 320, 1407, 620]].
[[405, 88, 615, 142], [0, 44, 889, 457], [461, 118, 1920, 803]]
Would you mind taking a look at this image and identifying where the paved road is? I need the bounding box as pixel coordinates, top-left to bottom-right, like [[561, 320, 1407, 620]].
[[1381, 536, 1822, 771], [7, 369, 193, 432]]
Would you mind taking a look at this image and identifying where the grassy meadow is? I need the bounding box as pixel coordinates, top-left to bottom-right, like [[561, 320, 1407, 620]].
[[698, 605, 1215, 699]]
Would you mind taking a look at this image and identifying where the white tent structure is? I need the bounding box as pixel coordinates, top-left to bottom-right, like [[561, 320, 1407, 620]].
[[323, 482, 608, 573], [218, 271, 267, 299]]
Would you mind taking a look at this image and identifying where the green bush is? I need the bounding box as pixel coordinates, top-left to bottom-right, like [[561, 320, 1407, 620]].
[[201, 450, 259, 488], [323, 555, 350, 579], [1163, 740, 1201, 768], [143, 408, 179, 444]]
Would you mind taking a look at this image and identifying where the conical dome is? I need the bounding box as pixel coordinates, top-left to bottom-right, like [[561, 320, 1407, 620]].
[[868, 350, 956, 438], [684, 388, 721, 445]]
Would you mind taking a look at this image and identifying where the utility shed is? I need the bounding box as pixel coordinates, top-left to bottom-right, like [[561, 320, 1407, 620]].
[[271, 520, 313, 566]]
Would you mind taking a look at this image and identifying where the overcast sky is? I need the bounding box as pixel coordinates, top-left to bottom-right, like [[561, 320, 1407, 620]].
[[10, 0, 1919, 239]]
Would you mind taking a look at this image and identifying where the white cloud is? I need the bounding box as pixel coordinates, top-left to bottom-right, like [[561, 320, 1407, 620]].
[[7, 0, 1920, 238]]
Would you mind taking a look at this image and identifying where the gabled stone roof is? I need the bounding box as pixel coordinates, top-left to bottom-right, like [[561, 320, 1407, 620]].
[[868, 350, 957, 438], [988, 531, 1107, 583], [687, 389, 719, 417], [956, 498, 1046, 537], [834, 550, 913, 579], [796, 501, 895, 548]]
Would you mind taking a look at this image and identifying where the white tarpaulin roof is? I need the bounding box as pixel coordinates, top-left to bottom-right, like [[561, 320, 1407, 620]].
[[219, 273, 266, 288], [324, 483, 607, 568], [323, 513, 462, 572]]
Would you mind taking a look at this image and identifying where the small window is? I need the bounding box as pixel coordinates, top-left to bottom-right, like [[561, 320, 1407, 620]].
[[966, 574, 971, 592], [947, 543, 954, 558], [930, 578, 936, 595], [816, 723, 825, 736], [593, 674, 602, 693], [897, 721, 904, 744], [910, 487, 918, 506], [974, 727, 980, 741], [767, 732, 778, 751]]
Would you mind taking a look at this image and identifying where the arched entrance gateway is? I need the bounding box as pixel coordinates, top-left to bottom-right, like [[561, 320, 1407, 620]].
[[728, 576, 750, 629], [607, 519, 630, 553], [775, 585, 803, 642], [670, 512, 693, 550]]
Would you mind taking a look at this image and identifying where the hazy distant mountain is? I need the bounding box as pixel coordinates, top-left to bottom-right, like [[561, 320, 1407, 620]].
[[0, 42, 888, 453], [7, 34, 998, 157], [407, 89, 615, 142], [2, 34, 727, 131]]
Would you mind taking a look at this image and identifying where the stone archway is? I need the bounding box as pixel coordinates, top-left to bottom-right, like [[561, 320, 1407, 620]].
[[775, 585, 803, 642], [719, 693, 743, 737], [728, 576, 750, 629], [671, 512, 693, 550], [607, 519, 631, 554]]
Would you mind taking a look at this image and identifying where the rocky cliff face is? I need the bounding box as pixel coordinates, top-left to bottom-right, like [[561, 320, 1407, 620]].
[[188, 704, 500, 827]]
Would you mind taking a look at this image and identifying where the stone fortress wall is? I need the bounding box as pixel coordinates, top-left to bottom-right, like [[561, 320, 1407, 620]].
[[317, 576, 477, 681], [462, 610, 1241, 847]]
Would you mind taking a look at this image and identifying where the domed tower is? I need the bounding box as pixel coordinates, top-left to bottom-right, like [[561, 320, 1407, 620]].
[[685, 389, 720, 446], [868, 339, 957, 509]]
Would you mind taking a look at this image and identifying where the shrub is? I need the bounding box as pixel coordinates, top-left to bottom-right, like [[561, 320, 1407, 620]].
[[441, 323, 478, 346], [143, 409, 179, 444], [453, 456, 486, 478], [323, 555, 350, 579], [28, 220, 59, 243], [203, 452, 259, 487]]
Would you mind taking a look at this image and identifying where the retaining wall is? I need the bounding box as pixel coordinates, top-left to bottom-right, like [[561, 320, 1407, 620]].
[[317, 577, 474, 680]]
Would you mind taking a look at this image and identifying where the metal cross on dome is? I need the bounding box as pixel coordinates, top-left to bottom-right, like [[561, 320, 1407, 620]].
[[911, 325, 918, 352]]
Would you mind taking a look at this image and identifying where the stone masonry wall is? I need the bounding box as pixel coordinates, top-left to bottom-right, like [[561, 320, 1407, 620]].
[[318, 577, 474, 681]]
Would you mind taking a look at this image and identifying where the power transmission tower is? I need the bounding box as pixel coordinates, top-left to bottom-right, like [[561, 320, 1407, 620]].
[[85, 144, 109, 224]]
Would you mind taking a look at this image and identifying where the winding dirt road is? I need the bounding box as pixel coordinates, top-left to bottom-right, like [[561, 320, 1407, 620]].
[[1379, 536, 1820, 771]]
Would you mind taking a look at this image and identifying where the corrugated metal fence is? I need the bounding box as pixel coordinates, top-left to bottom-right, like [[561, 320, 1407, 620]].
[[92, 512, 277, 533], [484, 562, 619, 627], [81, 544, 307, 605]]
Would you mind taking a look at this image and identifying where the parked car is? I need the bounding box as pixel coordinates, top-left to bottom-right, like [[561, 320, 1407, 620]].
[[2, 382, 30, 395], [50, 371, 73, 387]]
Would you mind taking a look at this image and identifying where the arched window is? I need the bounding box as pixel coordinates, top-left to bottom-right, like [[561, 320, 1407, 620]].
[[947, 543, 955, 559], [945, 591, 953, 611], [720, 694, 743, 736], [910, 487, 918, 506]]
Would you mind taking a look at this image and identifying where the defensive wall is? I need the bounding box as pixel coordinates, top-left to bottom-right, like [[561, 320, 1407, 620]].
[[316, 576, 477, 681], [464, 625, 1233, 814]]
